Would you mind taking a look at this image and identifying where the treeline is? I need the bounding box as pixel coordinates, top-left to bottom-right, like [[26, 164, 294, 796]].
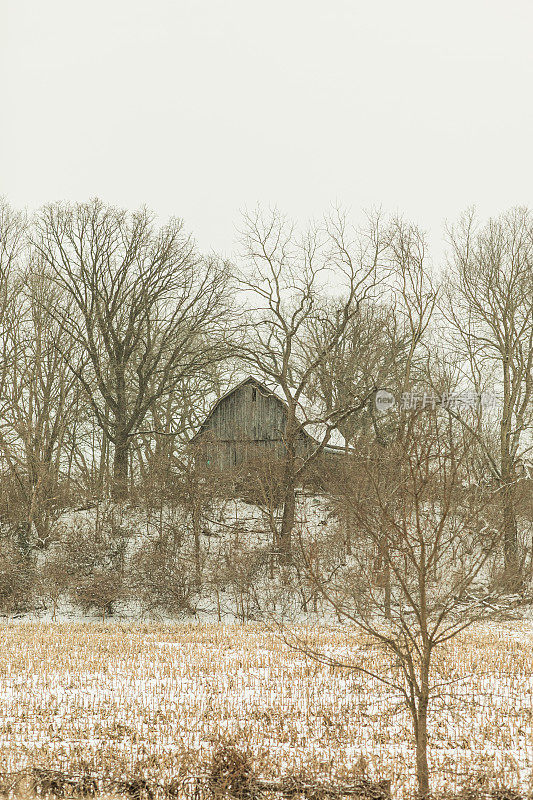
[[0, 198, 531, 594]]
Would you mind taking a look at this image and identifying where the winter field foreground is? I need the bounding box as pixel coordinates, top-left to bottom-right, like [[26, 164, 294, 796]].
[[0, 622, 531, 799]]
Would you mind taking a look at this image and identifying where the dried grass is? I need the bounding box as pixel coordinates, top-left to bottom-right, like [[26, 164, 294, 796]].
[[0, 622, 530, 799]]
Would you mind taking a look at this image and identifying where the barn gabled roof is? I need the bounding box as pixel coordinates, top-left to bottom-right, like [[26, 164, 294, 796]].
[[193, 375, 349, 452]]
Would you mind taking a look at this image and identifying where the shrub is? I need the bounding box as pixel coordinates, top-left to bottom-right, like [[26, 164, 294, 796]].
[[129, 542, 200, 616], [0, 538, 34, 613], [49, 511, 127, 618]]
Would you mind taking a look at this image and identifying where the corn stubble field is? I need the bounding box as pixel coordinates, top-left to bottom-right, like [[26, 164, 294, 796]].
[[0, 622, 531, 799]]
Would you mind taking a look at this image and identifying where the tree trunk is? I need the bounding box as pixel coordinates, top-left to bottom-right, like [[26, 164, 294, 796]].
[[415, 696, 430, 798], [279, 483, 295, 565], [192, 499, 202, 585], [384, 562, 391, 620], [98, 428, 108, 498], [113, 434, 129, 501], [502, 481, 520, 585], [379, 513, 391, 619], [112, 365, 129, 502], [279, 415, 297, 565], [500, 361, 521, 586], [345, 510, 352, 556], [501, 440, 520, 586]]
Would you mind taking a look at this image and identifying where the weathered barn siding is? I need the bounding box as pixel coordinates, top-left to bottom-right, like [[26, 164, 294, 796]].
[[194, 377, 310, 470], [204, 380, 285, 441]]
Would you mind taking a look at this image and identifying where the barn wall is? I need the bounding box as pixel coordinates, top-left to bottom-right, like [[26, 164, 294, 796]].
[[198, 380, 311, 470], [205, 382, 286, 441]]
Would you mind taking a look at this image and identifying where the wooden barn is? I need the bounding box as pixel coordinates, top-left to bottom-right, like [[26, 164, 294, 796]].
[[191, 376, 347, 470]]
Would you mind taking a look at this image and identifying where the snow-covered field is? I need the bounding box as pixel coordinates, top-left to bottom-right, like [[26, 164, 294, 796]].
[[0, 622, 531, 798]]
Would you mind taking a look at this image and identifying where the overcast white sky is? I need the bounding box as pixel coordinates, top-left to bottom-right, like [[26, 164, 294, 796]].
[[1, 0, 532, 261]]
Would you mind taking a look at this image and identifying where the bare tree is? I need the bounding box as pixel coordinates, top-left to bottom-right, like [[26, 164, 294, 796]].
[[303, 300, 396, 449], [32, 199, 232, 499], [0, 200, 26, 419], [0, 267, 83, 549], [133, 366, 230, 487], [444, 207, 533, 583], [308, 215, 438, 442], [308, 217, 438, 563], [292, 406, 504, 798], [237, 207, 388, 562]]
